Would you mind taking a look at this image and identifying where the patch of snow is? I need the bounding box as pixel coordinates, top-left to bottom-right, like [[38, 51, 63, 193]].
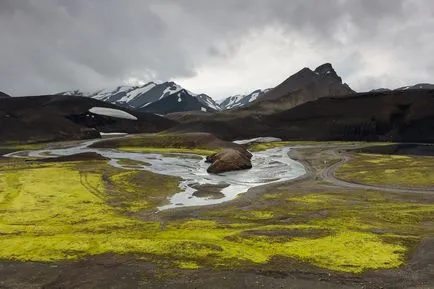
[[201, 107, 207, 112], [100, 132, 128, 139], [249, 92, 260, 102], [89, 107, 138, 120], [120, 83, 156, 103], [178, 94, 182, 102], [197, 94, 220, 111], [161, 83, 183, 99], [91, 86, 134, 100], [234, 137, 282, 145]]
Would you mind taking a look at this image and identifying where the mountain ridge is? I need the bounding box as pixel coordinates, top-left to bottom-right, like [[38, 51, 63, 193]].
[[0, 91, 10, 98], [59, 81, 221, 114]]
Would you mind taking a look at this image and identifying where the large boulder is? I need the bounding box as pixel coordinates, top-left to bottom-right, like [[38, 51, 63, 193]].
[[206, 148, 252, 174]]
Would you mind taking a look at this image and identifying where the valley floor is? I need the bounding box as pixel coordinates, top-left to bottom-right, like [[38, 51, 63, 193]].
[[0, 140, 433, 289]]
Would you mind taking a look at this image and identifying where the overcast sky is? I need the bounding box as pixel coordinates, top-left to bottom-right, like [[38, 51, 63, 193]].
[[1, 0, 433, 99]]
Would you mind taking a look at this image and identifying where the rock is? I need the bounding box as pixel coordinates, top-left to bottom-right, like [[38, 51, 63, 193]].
[[206, 148, 252, 174]]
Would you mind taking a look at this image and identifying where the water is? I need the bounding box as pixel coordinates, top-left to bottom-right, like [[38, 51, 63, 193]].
[[5, 140, 306, 210]]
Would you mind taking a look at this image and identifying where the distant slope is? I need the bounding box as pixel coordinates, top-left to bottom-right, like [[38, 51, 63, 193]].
[[0, 91, 10, 98], [219, 89, 271, 110], [140, 89, 219, 114], [371, 83, 434, 92], [171, 89, 434, 143], [59, 81, 221, 114], [0, 95, 176, 144]]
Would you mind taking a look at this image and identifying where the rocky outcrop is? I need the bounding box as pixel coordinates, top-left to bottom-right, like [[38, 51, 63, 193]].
[[206, 148, 252, 174]]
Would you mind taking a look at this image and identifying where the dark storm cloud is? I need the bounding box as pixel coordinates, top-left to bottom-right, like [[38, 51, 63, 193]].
[[0, 0, 433, 96]]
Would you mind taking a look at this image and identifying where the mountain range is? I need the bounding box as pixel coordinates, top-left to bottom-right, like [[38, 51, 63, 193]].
[[59, 63, 354, 114], [2, 62, 434, 144], [60, 82, 221, 114]]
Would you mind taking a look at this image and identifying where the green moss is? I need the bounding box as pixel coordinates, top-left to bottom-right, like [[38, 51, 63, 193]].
[[0, 160, 433, 274], [177, 261, 201, 269], [92, 133, 221, 156], [248, 142, 293, 152], [336, 153, 434, 188], [248, 141, 363, 152]]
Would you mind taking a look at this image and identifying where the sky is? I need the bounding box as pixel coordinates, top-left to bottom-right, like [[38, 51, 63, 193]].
[[1, 0, 433, 100]]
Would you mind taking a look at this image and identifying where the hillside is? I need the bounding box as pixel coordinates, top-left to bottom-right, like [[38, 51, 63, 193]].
[[0, 95, 176, 144], [171, 89, 434, 143]]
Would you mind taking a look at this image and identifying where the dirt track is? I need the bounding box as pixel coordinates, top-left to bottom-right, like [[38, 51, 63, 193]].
[[319, 151, 434, 195]]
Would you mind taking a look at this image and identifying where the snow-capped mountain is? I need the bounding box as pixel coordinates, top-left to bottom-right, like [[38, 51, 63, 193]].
[[397, 83, 434, 90], [59, 82, 221, 114], [219, 88, 272, 110], [370, 83, 434, 93]]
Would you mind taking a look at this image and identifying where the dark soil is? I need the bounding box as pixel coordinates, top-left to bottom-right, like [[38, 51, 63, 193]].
[[38, 152, 109, 162], [192, 184, 228, 199]]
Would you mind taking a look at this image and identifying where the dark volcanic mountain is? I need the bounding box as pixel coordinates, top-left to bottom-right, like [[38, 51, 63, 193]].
[[59, 82, 221, 114], [168, 63, 355, 124], [0, 91, 10, 98], [248, 63, 354, 111], [0, 95, 176, 144], [171, 89, 434, 143]]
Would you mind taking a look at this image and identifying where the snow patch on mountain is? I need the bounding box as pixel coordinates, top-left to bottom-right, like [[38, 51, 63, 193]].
[[220, 88, 272, 110], [89, 107, 138, 120], [119, 83, 156, 103]]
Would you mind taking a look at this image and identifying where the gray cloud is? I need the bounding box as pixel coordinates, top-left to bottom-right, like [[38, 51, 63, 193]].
[[0, 0, 433, 98]]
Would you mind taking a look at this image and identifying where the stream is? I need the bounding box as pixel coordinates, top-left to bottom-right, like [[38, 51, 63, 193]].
[[5, 139, 306, 210]]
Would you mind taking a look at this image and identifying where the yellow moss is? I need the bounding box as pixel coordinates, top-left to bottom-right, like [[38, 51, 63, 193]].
[[248, 141, 361, 152], [238, 211, 274, 220], [248, 142, 293, 152], [336, 153, 434, 188], [283, 231, 406, 273], [177, 261, 201, 269], [0, 161, 432, 274]]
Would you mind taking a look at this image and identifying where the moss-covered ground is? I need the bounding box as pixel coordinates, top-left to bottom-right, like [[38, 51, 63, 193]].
[[92, 133, 224, 156], [248, 141, 394, 152], [336, 153, 434, 189], [0, 155, 433, 274]]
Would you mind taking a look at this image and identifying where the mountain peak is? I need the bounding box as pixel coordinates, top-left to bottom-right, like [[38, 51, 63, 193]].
[[314, 63, 341, 81]]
